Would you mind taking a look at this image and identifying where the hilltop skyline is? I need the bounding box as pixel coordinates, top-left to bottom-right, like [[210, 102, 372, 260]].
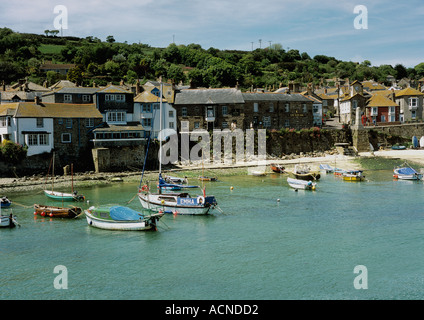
[[1, 0, 423, 68]]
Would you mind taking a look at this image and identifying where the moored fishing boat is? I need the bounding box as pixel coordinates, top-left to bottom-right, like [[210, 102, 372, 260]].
[[319, 164, 334, 173], [44, 190, 85, 202], [342, 170, 365, 181], [85, 205, 164, 231], [0, 214, 18, 228], [0, 196, 12, 208], [287, 177, 316, 190], [292, 164, 320, 180], [33, 204, 82, 218], [137, 79, 219, 216], [393, 162, 422, 180], [270, 163, 286, 173], [138, 189, 217, 215]]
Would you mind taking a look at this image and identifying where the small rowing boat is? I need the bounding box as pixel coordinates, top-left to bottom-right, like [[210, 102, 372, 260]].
[[287, 177, 316, 190]]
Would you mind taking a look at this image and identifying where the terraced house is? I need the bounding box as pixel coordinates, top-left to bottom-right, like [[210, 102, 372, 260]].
[[0, 98, 103, 163], [173, 88, 314, 132]]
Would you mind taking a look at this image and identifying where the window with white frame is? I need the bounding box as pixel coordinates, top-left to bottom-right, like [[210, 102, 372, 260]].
[[269, 103, 274, 112], [194, 121, 200, 129], [285, 103, 290, 112], [409, 98, 418, 108], [61, 133, 71, 143], [85, 118, 94, 127], [169, 110, 174, 118], [169, 122, 174, 129], [182, 107, 188, 117], [64, 94, 72, 102], [107, 112, 126, 122], [253, 103, 259, 113], [39, 134, 49, 145], [82, 95, 91, 102], [28, 134, 38, 146], [222, 121, 228, 128]]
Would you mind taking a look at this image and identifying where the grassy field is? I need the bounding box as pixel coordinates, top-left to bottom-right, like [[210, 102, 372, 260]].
[[38, 43, 66, 54]]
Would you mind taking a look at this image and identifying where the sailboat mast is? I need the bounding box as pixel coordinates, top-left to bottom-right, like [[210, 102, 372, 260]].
[[159, 79, 163, 176]]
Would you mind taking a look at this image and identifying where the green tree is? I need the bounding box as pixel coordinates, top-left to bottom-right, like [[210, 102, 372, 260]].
[[67, 65, 84, 84]]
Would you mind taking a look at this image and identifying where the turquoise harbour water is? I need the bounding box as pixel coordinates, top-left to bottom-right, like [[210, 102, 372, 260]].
[[1, 158, 424, 300]]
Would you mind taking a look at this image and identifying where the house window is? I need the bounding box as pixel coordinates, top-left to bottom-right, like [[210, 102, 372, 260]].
[[169, 110, 174, 118], [35, 118, 43, 128], [253, 103, 259, 113], [284, 119, 290, 128], [285, 103, 290, 112], [115, 94, 125, 102], [58, 118, 63, 124], [352, 100, 358, 109], [142, 118, 152, 127], [269, 103, 274, 112], [28, 134, 38, 146], [0, 118, 6, 127], [39, 134, 49, 145], [85, 118, 94, 127], [222, 121, 228, 128], [182, 107, 188, 117], [169, 122, 174, 129], [61, 133, 71, 143], [313, 105, 319, 113], [64, 94, 72, 102], [65, 119, 72, 128], [82, 95, 91, 102], [194, 121, 200, 129], [142, 104, 152, 113], [390, 115, 395, 122], [303, 104, 307, 113], [263, 116, 271, 128], [411, 110, 416, 119], [107, 112, 126, 123], [409, 98, 418, 108], [222, 106, 228, 116]]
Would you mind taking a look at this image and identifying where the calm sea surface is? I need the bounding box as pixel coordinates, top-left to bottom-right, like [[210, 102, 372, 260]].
[[1, 158, 424, 300]]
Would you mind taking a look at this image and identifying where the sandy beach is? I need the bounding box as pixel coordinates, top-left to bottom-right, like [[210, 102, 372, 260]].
[[1, 148, 423, 194]]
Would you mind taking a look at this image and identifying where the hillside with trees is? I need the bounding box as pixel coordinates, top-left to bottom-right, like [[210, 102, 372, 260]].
[[1, 27, 423, 90]]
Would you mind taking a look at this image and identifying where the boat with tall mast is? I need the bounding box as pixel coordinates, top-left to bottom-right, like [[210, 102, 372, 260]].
[[137, 79, 218, 215], [44, 156, 85, 202]]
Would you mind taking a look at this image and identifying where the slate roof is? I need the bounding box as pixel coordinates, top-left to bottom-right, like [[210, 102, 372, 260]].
[[42, 87, 100, 96], [174, 88, 244, 105], [242, 92, 312, 102], [1, 102, 103, 118]]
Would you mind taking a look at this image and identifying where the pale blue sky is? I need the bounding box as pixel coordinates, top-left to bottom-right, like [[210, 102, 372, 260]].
[[1, 0, 423, 67]]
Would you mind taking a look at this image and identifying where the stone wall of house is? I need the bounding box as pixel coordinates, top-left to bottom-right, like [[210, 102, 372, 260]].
[[266, 129, 352, 156]]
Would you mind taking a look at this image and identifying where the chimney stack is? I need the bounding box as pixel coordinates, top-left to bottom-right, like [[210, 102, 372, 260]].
[[34, 96, 40, 105], [136, 79, 141, 94]]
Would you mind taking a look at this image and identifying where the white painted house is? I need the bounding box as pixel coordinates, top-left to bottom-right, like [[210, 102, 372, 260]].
[[0, 99, 103, 156], [133, 89, 177, 138]]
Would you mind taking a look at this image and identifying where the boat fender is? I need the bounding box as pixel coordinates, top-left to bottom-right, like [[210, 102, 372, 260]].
[[141, 185, 149, 192], [41, 211, 46, 216], [49, 213, 54, 217], [197, 196, 204, 205]]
